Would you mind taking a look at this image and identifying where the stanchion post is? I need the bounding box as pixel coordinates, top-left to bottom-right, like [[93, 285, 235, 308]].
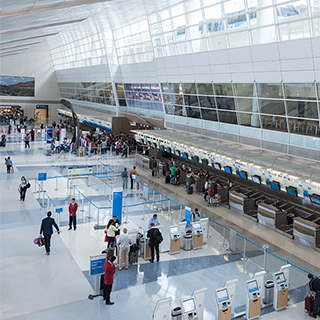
[[103, 183, 106, 196], [152, 191, 155, 210], [141, 202, 147, 220], [158, 195, 162, 211], [125, 205, 129, 224], [179, 205, 182, 221], [167, 200, 171, 216], [97, 208, 100, 226], [88, 202, 92, 219], [241, 238, 248, 261], [54, 176, 58, 190], [73, 185, 76, 198], [80, 195, 85, 212], [221, 227, 227, 248], [42, 189, 45, 207]]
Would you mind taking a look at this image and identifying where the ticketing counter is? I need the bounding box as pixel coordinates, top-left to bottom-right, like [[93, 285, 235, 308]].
[[169, 225, 181, 254], [214, 287, 231, 320], [181, 297, 198, 320], [272, 271, 288, 311], [192, 222, 203, 249], [245, 279, 261, 320], [293, 217, 320, 248], [257, 202, 287, 230]]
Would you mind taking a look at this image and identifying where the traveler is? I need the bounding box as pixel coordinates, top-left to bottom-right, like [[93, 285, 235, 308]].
[[171, 164, 176, 183], [308, 273, 320, 318], [18, 176, 29, 201], [24, 134, 30, 148], [5, 157, 12, 173], [147, 223, 161, 263], [130, 166, 138, 189], [121, 167, 128, 189], [106, 219, 118, 248], [39, 211, 60, 255], [191, 208, 201, 223], [68, 198, 77, 230], [204, 178, 209, 200], [117, 228, 132, 270], [148, 214, 160, 229], [103, 255, 116, 305]]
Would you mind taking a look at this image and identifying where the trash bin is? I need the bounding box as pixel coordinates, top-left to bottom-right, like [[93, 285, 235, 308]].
[[171, 307, 182, 320], [183, 230, 193, 251], [264, 280, 274, 304]]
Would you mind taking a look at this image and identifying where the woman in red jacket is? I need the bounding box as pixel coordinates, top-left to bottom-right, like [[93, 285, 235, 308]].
[[103, 256, 116, 305], [68, 198, 78, 230]]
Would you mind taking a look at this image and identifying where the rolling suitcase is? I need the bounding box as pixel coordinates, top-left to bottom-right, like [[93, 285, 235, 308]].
[[129, 244, 139, 265], [187, 186, 193, 194], [165, 175, 170, 184], [305, 295, 315, 313]]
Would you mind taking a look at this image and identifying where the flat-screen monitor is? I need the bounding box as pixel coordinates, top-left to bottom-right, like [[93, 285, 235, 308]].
[[193, 222, 201, 231], [310, 194, 320, 205], [175, 150, 180, 156], [170, 226, 178, 235], [216, 289, 229, 303], [202, 158, 208, 165], [270, 181, 280, 191], [192, 156, 199, 163], [251, 175, 261, 184], [286, 186, 298, 197], [224, 166, 232, 174], [182, 152, 188, 159], [159, 145, 164, 151], [214, 162, 221, 170], [146, 141, 151, 146], [247, 280, 259, 293], [275, 272, 285, 283], [165, 147, 171, 153], [239, 171, 248, 179], [181, 298, 196, 314]]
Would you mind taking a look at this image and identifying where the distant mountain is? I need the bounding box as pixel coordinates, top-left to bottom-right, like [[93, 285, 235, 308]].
[[6, 81, 34, 89]]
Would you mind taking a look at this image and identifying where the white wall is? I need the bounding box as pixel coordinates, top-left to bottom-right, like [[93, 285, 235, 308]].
[[0, 40, 61, 121]]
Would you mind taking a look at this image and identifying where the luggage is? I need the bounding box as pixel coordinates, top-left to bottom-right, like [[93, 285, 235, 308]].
[[187, 186, 193, 194], [305, 295, 315, 313], [165, 175, 171, 184], [129, 244, 139, 264]]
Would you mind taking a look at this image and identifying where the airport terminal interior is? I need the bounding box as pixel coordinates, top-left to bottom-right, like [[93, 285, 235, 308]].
[[1, 0, 320, 319]]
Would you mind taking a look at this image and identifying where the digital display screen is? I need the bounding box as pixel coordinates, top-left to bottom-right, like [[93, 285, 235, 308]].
[[170, 226, 178, 235], [202, 159, 208, 165], [192, 156, 199, 163], [193, 222, 201, 231], [182, 153, 188, 159], [165, 147, 171, 153], [214, 163, 221, 170], [252, 175, 261, 184], [217, 289, 229, 303], [175, 150, 180, 156], [286, 186, 298, 197], [270, 181, 280, 190], [181, 298, 196, 313], [247, 280, 259, 293], [146, 141, 151, 146], [239, 171, 247, 179], [310, 194, 320, 205], [275, 273, 285, 283], [159, 145, 164, 151], [224, 166, 232, 174]]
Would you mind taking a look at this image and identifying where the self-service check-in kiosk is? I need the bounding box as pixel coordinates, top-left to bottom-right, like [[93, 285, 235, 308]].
[[192, 222, 203, 249], [215, 287, 231, 320], [245, 279, 261, 320], [169, 225, 180, 254], [272, 271, 288, 311], [181, 297, 198, 320], [152, 297, 172, 319]]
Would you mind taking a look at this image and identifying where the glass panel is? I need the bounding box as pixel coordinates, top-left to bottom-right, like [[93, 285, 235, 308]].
[[164, 32, 175, 44], [234, 83, 254, 97], [161, 83, 170, 93], [174, 94, 184, 105], [279, 20, 310, 41], [182, 83, 197, 94], [171, 4, 184, 17], [256, 83, 283, 98], [201, 108, 218, 121], [197, 83, 214, 95], [176, 41, 190, 54], [261, 115, 288, 131], [224, 0, 245, 15], [208, 33, 227, 49], [218, 110, 238, 124], [203, 0, 220, 6], [165, 104, 174, 114], [285, 83, 316, 100], [184, 95, 199, 106], [162, 19, 173, 32], [228, 30, 250, 47], [186, 106, 201, 118], [173, 16, 186, 29], [186, 0, 201, 11], [288, 118, 320, 136], [169, 83, 183, 94], [313, 17, 320, 36], [259, 100, 285, 115], [160, 9, 170, 20], [251, 26, 277, 45], [226, 13, 247, 29], [199, 95, 216, 108], [277, 1, 308, 21], [214, 84, 233, 96], [174, 105, 187, 116], [191, 39, 208, 52], [239, 112, 261, 127], [286, 101, 318, 119], [236, 98, 258, 112], [204, 4, 223, 20], [116, 83, 124, 91], [188, 10, 202, 25], [311, 0, 320, 13], [216, 97, 236, 110]]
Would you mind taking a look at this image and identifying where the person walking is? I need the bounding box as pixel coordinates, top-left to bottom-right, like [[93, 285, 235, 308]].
[[121, 167, 128, 189], [106, 219, 118, 249], [58, 143, 66, 159], [103, 255, 116, 305], [40, 211, 60, 255], [147, 222, 161, 263], [117, 228, 132, 271], [18, 176, 29, 201], [5, 157, 12, 174], [24, 134, 30, 148], [68, 198, 78, 230], [308, 273, 320, 318], [56, 129, 60, 141], [130, 166, 138, 189]]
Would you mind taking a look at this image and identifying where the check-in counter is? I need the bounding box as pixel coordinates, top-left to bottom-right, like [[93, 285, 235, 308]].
[[257, 203, 287, 230], [229, 190, 249, 215], [180, 170, 187, 184], [195, 178, 205, 192], [135, 153, 150, 170], [293, 217, 320, 248]]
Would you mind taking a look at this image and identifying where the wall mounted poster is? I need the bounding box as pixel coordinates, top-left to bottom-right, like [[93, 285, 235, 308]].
[[0, 76, 35, 97]]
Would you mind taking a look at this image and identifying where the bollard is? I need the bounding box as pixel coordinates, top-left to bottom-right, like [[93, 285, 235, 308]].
[[221, 227, 227, 248], [54, 176, 58, 190], [241, 238, 248, 261], [167, 200, 171, 216], [141, 202, 147, 220], [125, 205, 129, 224]]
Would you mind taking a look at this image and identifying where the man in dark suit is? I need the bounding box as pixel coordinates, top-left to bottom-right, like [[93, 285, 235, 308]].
[[147, 223, 160, 263], [40, 211, 60, 255]]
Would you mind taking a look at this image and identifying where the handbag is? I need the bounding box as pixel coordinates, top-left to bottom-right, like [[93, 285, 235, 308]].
[[104, 230, 108, 243], [33, 236, 45, 247], [26, 182, 31, 188]]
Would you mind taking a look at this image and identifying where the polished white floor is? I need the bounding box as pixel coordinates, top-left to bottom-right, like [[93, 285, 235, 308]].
[[0, 133, 319, 320]]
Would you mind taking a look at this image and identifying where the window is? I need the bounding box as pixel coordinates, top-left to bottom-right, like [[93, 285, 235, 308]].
[[197, 83, 214, 95], [216, 97, 236, 110], [285, 84, 317, 100], [259, 99, 285, 115], [286, 101, 318, 119], [214, 84, 233, 96]]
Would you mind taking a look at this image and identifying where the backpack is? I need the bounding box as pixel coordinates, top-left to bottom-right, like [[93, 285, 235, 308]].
[[5, 159, 9, 165], [121, 170, 126, 178], [153, 228, 163, 244]]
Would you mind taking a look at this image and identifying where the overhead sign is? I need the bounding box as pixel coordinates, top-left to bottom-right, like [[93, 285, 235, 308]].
[[89, 254, 106, 276], [36, 105, 48, 109], [112, 188, 123, 224]]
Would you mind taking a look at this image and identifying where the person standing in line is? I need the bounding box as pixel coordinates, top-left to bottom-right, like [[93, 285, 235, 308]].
[[18, 176, 28, 201], [121, 167, 128, 189], [308, 273, 320, 318], [106, 219, 118, 249], [68, 198, 78, 230], [103, 255, 116, 305], [58, 143, 66, 159], [117, 228, 132, 271], [56, 128, 60, 141], [148, 213, 160, 229], [8, 123, 11, 134], [147, 223, 160, 263], [130, 166, 138, 190], [24, 134, 30, 148], [5, 157, 12, 174], [40, 211, 60, 255], [30, 128, 35, 141], [191, 208, 201, 224]]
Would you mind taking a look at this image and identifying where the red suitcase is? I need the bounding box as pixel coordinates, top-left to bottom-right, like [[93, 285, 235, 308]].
[[305, 296, 315, 313]]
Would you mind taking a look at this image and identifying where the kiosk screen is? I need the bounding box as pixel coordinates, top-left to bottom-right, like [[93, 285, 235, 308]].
[[170, 226, 178, 235], [239, 171, 248, 179], [252, 175, 261, 184], [247, 280, 259, 293], [193, 222, 201, 231], [182, 298, 196, 313], [217, 289, 229, 302], [214, 163, 221, 170], [182, 153, 189, 159], [275, 273, 285, 283]]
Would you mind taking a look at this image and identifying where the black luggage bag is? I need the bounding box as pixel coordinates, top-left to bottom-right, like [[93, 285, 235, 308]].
[[129, 244, 139, 265], [165, 175, 170, 184], [187, 186, 193, 194]]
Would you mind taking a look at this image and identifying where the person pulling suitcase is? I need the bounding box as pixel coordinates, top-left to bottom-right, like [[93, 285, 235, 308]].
[[308, 273, 320, 318]]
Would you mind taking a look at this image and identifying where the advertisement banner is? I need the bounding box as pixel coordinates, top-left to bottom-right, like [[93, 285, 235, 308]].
[[185, 206, 191, 227], [112, 188, 123, 224]]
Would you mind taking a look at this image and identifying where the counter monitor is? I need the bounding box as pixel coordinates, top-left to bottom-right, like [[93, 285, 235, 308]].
[[181, 298, 196, 314], [310, 194, 320, 205], [224, 166, 232, 174], [170, 226, 179, 235], [193, 222, 201, 231], [214, 163, 221, 170], [275, 272, 285, 283], [247, 280, 259, 293], [217, 289, 229, 303], [239, 171, 248, 179], [192, 156, 199, 162], [286, 186, 298, 197], [270, 181, 280, 191], [175, 150, 180, 156], [182, 152, 189, 159], [159, 145, 164, 151], [165, 147, 171, 153], [202, 159, 209, 165], [252, 175, 261, 184]]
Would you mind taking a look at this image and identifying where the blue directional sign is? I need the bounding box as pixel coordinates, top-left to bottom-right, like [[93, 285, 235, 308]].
[[185, 206, 191, 227], [89, 254, 106, 276], [112, 188, 123, 224], [56, 208, 63, 213], [38, 172, 47, 181], [46, 126, 53, 144]]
